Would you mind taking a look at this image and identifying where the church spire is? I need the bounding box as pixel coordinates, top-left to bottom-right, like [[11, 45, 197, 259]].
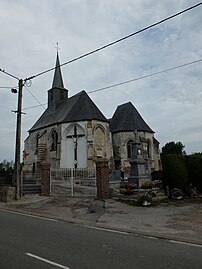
[[48, 51, 68, 111], [52, 52, 64, 89]]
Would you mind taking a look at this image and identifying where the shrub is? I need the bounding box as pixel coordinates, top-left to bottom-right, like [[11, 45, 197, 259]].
[[185, 155, 202, 193], [162, 154, 189, 192]]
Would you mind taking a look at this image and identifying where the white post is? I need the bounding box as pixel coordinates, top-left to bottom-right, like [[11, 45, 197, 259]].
[[50, 168, 52, 195], [94, 169, 97, 197], [70, 168, 74, 198]]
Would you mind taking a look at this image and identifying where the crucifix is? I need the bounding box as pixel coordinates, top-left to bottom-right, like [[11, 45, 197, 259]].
[[66, 126, 85, 168]]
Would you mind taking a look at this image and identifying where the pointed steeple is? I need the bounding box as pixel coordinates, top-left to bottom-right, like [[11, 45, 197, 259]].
[[48, 53, 68, 111], [52, 52, 64, 88]]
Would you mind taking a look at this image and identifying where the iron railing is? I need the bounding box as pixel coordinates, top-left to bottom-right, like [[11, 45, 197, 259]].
[[50, 168, 96, 197]]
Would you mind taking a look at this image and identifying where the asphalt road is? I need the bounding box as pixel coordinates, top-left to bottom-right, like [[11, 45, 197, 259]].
[[0, 209, 201, 269]]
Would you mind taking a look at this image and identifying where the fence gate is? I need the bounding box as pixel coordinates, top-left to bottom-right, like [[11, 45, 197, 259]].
[[50, 168, 96, 197]]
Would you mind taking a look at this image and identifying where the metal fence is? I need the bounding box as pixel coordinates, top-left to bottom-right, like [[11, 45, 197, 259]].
[[50, 168, 96, 197]]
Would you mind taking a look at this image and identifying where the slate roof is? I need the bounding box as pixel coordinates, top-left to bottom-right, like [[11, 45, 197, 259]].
[[52, 53, 64, 89], [109, 102, 154, 133], [29, 91, 108, 132]]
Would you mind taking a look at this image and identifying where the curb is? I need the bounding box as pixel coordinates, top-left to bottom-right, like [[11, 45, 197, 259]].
[[1, 206, 202, 246]]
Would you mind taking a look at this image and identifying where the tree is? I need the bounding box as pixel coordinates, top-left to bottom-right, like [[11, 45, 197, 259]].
[[189, 152, 202, 158], [0, 159, 14, 171], [161, 141, 185, 156]]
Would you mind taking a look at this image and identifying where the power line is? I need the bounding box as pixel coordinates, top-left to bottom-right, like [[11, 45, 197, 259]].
[[0, 86, 16, 89], [22, 57, 202, 111], [0, 68, 19, 81], [88, 59, 202, 94], [24, 2, 202, 81], [23, 103, 46, 111], [24, 57, 202, 148], [25, 86, 47, 111]]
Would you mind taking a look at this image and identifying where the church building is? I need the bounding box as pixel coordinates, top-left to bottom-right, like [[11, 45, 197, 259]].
[[23, 53, 161, 174]]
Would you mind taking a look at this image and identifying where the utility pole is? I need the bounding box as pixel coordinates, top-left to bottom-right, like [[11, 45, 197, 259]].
[[14, 79, 23, 199], [0, 69, 23, 200]]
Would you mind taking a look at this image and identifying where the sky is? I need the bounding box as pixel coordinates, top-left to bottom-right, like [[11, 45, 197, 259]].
[[0, 0, 202, 162]]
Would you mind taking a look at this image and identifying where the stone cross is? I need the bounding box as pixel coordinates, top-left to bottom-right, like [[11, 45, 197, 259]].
[[133, 129, 138, 142]]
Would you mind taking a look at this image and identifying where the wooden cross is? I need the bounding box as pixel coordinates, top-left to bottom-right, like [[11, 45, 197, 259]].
[[66, 126, 85, 168]]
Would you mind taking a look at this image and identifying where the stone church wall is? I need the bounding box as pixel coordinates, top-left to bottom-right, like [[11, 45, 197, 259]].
[[23, 123, 159, 172], [91, 120, 113, 167], [112, 131, 161, 174], [23, 124, 61, 171]]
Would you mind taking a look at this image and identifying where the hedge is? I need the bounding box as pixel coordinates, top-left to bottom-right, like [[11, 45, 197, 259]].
[[162, 154, 189, 192], [162, 154, 202, 193]]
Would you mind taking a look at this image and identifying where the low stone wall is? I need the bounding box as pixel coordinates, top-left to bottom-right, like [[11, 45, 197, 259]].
[[0, 186, 15, 202]]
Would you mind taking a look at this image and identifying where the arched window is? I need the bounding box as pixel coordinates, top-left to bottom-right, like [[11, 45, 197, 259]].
[[36, 133, 40, 150], [93, 126, 105, 158], [51, 130, 58, 151], [147, 139, 151, 158], [127, 140, 133, 158]]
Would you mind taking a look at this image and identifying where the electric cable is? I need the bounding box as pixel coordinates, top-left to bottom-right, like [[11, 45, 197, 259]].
[[24, 2, 202, 81], [88, 59, 202, 94], [22, 57, 202, 111], [0, 86, 17, 89]]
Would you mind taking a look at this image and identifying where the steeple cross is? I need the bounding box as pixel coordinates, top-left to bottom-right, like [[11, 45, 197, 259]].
[[54, 42, 61, 53]]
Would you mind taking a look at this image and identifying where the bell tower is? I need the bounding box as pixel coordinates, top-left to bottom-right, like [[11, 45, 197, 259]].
[[48, 52, 68, 111]]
